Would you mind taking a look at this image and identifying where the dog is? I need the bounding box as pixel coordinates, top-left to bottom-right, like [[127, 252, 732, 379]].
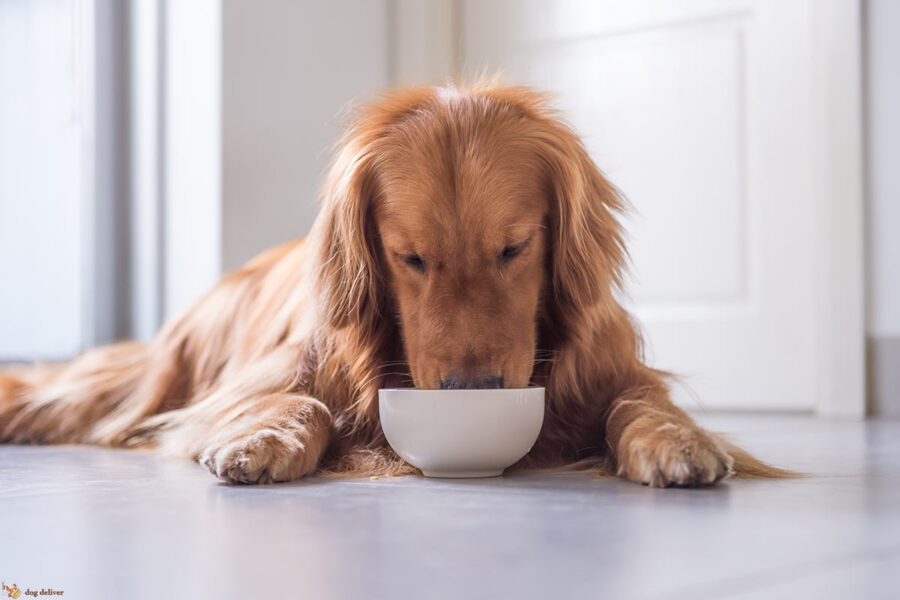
[[0, 82, 787, 486]]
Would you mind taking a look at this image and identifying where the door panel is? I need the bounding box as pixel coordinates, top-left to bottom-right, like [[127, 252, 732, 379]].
[[462, 0, 818, 410]]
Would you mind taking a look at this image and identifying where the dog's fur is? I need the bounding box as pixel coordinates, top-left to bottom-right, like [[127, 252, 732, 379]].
[[0, 83, 788, 486]]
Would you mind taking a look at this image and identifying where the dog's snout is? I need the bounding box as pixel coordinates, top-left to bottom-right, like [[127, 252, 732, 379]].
[[440, 375, 504, 390]]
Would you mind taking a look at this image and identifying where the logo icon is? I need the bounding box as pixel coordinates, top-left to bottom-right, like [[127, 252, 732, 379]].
[[1, 582, 21, 599]]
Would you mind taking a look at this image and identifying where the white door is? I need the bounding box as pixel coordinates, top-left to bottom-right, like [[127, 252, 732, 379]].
[[0, 0, 87, 360], [0, 0, 127, 360], [459, 0, 858, 411]]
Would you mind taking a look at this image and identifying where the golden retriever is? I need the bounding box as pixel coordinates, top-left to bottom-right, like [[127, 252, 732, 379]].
[[0, 82, 786, 486]]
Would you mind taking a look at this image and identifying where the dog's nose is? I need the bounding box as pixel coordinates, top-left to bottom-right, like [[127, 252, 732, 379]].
[[440, 375, 504, 390]]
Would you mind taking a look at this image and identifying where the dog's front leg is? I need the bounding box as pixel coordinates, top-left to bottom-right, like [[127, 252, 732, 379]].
[[604, 378, 734, 487], [138, 389, 332, 484], [196, 392, 332, 484]]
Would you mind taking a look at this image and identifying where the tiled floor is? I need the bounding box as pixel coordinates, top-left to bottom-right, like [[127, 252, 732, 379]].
[[1, 414, 898, 600]]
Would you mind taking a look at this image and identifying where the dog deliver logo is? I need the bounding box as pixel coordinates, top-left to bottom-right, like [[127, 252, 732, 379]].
[[2, 583, 63, 598], [2, 583, 21, 599]]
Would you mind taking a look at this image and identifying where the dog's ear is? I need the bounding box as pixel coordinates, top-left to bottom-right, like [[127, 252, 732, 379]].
[[314, 87, 438, 331], [315, 132, 384, 330], [536, 118, 628, 325]]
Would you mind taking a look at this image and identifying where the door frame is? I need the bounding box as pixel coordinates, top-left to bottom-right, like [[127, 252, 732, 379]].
[[392, 0, 866, 417], [810, 0, 865, 417]]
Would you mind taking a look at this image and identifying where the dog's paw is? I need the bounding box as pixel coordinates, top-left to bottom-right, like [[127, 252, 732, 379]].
[[199, 428, 320, 484], [616, 422, 734, 487]]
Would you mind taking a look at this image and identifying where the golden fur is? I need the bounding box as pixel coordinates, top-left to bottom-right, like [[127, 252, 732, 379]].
[[0, 82, 790, 485]]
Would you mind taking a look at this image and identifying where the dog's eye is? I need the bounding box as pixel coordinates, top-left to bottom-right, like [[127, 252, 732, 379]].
[[499, 244, 524, 263], [403, 253, 426, 273]]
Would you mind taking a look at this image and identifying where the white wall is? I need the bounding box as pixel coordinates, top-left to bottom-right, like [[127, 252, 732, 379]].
[[163, 0, 223, 319], [221, 0, 391, 271], [866, 0, 900, 339]]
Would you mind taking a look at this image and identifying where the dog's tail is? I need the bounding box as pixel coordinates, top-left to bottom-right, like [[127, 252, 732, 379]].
[[0, 341, 150, 445], [719, 437, 800, 479], [524, 437, 799, 483]]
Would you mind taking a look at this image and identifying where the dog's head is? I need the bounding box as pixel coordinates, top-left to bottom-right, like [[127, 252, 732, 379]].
[[316, 84, 626, 390]]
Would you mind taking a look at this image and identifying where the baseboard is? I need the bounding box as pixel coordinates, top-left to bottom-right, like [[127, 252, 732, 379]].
[[867, 336, 900, 417]]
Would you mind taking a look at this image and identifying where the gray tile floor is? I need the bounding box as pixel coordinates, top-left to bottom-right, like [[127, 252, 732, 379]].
[[1, 414, 899, 600]]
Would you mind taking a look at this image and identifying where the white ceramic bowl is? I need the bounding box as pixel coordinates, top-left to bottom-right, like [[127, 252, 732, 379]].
[[378, 387, 545, 478]]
